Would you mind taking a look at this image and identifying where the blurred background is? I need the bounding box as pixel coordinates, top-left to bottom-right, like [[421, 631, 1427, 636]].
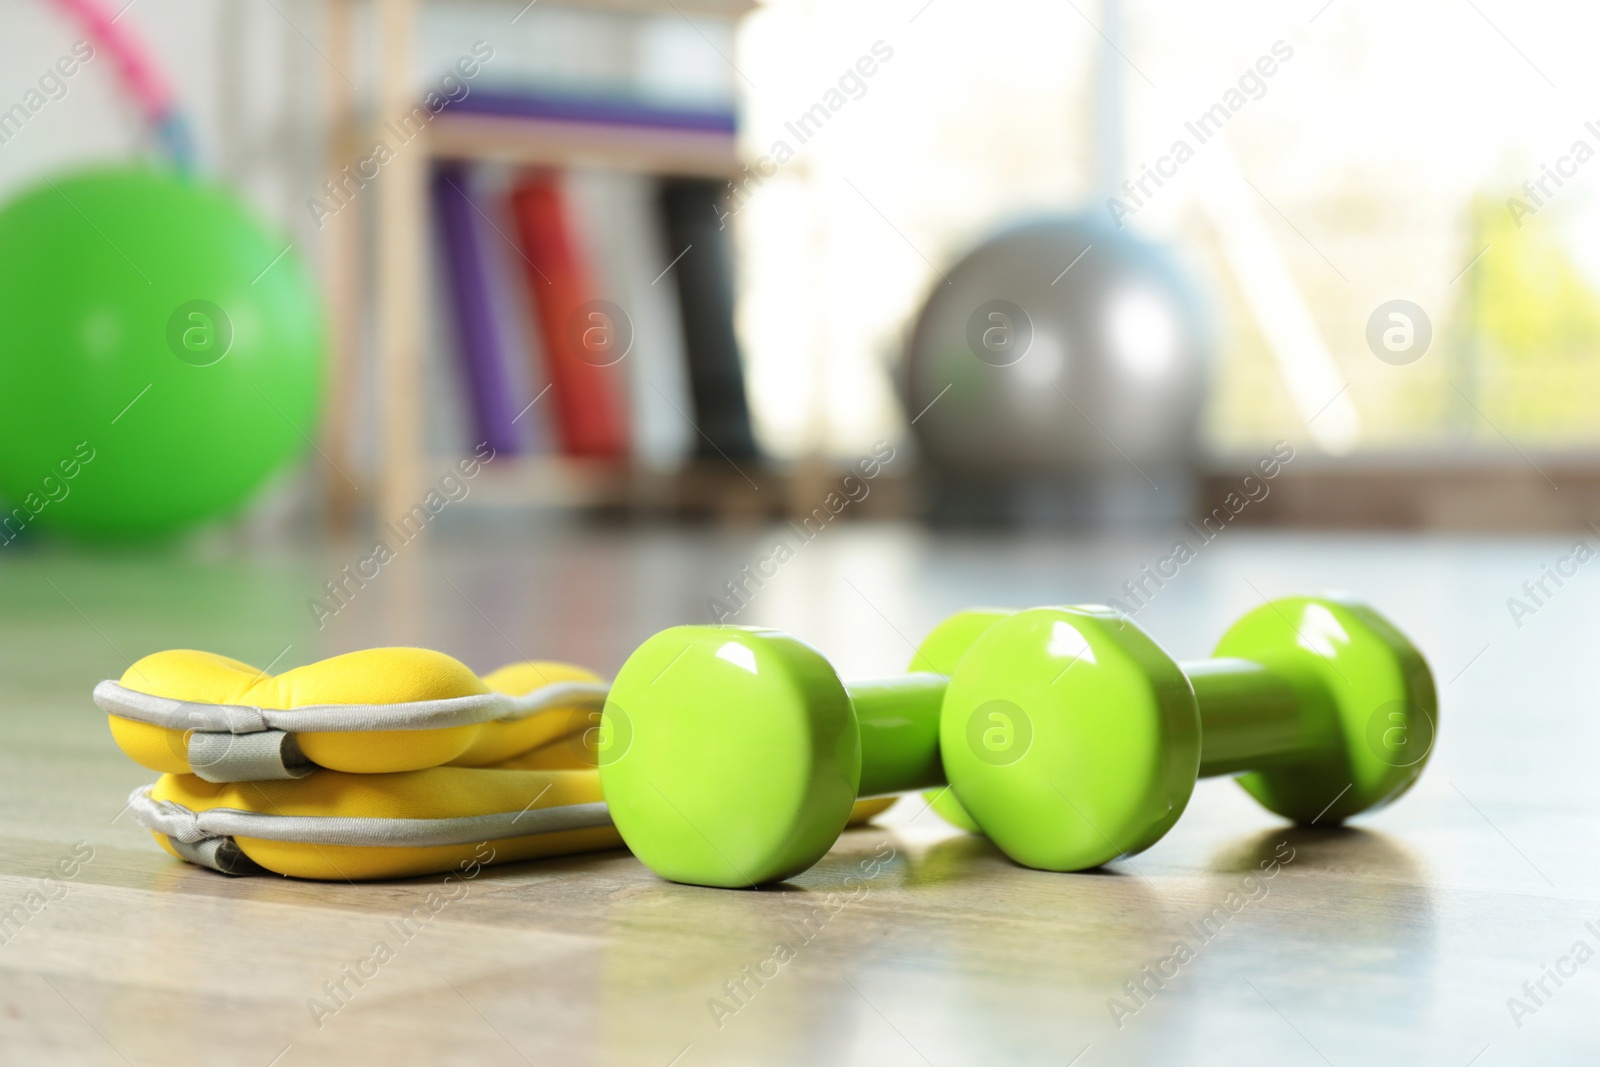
[[3, 9, 1594, 1060], [0, 0, 1595, 549]]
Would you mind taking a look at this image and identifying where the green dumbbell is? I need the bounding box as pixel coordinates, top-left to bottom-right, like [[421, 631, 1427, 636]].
[[596, 611, 1008, 888], [938, 594, 1436, 871], [598, 594, 1435, 887]]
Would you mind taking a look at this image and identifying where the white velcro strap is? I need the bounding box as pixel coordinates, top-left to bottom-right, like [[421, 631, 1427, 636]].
[[95, 679, 609, 735]]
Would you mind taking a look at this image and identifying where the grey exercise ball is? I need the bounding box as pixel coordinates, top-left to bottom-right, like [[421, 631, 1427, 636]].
[[903, 214, 1209, 520]]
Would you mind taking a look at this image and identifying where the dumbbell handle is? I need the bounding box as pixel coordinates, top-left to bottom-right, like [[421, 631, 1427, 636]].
[[848, 672, 947, 797], [854, 661, 1306, 792], [1183, 658, 1304, 778]]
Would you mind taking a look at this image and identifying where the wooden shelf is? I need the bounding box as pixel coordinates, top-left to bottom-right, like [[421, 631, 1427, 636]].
[[459, 455, 635, 508], [427, 114, 740, 178], [450, 455, 917, 520]]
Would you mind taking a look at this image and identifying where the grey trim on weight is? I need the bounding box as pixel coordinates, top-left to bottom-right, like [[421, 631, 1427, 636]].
[[94, 678, 610, 734], [127, 784, 615, 850]]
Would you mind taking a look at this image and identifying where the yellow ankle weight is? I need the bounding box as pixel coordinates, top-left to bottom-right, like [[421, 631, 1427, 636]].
[[96, 648, 608, 781], [129, 766, 622, 880]]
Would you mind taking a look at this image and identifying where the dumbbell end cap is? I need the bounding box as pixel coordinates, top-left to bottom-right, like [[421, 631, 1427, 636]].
[[599, 625, 860, 888], [1218, 594, 1437, 824], [941, 606, 1201, 872]]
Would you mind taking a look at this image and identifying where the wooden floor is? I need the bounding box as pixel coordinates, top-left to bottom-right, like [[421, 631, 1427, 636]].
[[0, 522, 1592, 1065]]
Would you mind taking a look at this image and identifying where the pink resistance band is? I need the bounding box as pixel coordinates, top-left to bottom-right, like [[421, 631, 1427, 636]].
[[50, 0, 195, 171]]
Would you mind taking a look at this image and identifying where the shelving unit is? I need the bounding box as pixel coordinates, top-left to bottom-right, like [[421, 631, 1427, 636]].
[[319, 0, 758, 528]]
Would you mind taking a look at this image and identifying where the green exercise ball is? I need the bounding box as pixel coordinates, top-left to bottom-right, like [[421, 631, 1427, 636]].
[[0, 166, 322, 539]]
